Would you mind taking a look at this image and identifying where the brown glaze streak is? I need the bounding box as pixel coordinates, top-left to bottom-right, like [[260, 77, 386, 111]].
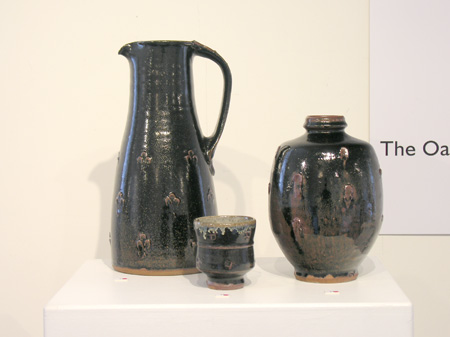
[[137, 152, 152, 164], [184, 150, 198, 164], [164, 192, 181, 206]]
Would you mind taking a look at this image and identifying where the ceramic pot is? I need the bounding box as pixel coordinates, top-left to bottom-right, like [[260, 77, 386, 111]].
[[269, 115, 383, 283], [194, 216, 256, 290], [111, 41, 232, 275]]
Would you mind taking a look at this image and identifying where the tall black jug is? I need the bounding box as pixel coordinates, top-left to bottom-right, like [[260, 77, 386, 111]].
[[111, 41, 232, 275]]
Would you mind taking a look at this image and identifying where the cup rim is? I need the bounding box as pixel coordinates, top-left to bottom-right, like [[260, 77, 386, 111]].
[[194, 215, 256, 228]]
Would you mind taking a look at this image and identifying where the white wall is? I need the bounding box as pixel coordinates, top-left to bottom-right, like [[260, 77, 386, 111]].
[[0, 1, 448, 336]]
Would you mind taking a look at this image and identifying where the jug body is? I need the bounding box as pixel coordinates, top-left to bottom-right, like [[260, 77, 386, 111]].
[[111, 41, 231, 275]]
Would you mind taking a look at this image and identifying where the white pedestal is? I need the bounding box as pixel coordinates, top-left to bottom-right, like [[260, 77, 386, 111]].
[[44, 257, 413, 337]]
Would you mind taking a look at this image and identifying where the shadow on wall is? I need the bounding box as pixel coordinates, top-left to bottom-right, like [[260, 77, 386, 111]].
[[88, 145, 269, 263], [0, 314, 32, 337], [213, 145, 271, 215], [89, 153, 117, 262]]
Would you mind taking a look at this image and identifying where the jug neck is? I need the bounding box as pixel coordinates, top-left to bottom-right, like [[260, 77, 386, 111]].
[[304, 115, 347, 132], [120, 41, 194, 110], [118, 41, 194, 67], [304, 115, 347, 142]]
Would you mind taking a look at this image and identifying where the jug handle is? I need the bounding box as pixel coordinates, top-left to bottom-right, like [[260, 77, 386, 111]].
[[192, 41, 232, 174]]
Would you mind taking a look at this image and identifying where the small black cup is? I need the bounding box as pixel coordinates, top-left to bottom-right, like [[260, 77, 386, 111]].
[[194, 215, 256, 290]]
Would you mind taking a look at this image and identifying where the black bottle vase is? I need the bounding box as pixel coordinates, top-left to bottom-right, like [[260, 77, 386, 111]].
[[269, 116, 383, 283], [111, 41, 232, 275]]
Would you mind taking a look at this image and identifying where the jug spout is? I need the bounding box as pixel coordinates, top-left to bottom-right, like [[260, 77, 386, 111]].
[[118, 41, 154, 58], [118, 43, 132, 57]]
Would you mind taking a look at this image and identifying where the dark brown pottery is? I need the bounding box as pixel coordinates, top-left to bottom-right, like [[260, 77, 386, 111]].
[[194, 216, 256, 290], [111, 41, 232, 275], [269, 115, 383, 283]]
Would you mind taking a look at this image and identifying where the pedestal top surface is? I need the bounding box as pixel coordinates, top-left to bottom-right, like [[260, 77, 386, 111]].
[[46, 256, 411, 310]]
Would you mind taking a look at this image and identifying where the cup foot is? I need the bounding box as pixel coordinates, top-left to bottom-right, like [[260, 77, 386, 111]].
[[206, 278, 245, 290]]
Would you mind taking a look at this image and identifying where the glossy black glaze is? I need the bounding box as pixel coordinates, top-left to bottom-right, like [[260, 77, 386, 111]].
[[111, 41, 232, 275], [269, 116, 383, 283], [194, 216, 256, 290]]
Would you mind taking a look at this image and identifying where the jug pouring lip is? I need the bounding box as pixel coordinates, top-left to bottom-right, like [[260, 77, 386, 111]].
[[118, 40, 195, 56]]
